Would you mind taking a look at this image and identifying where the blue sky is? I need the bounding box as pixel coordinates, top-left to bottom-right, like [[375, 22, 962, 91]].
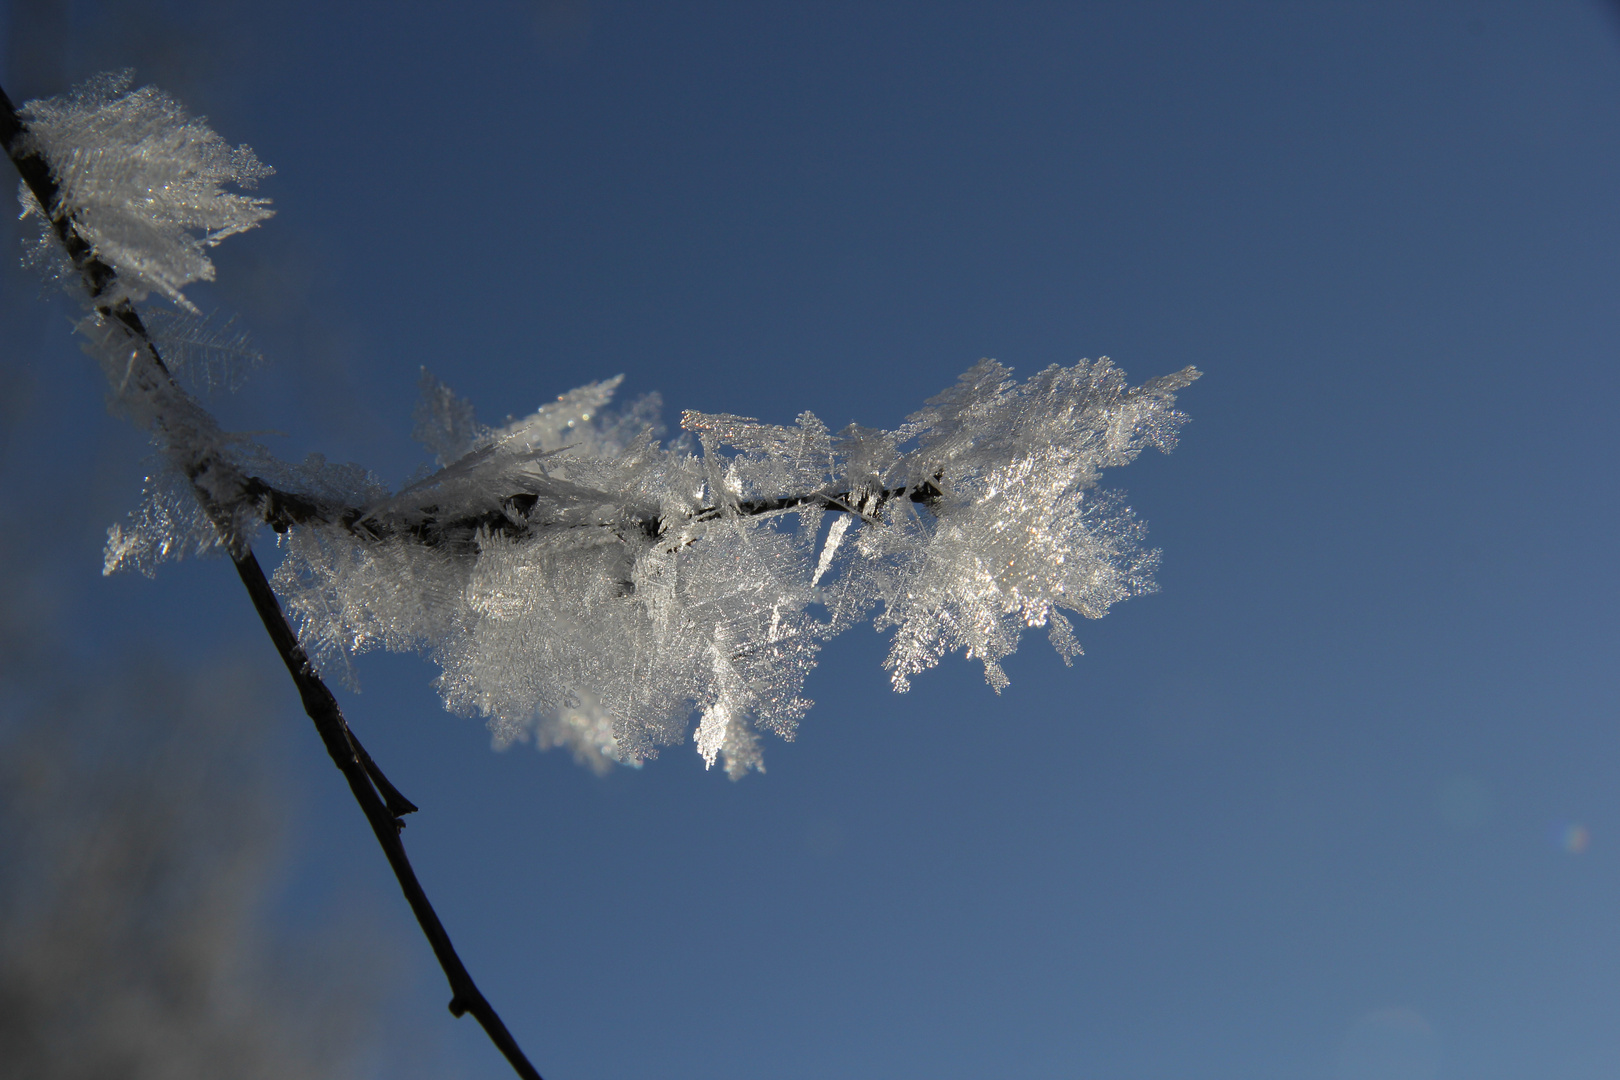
[[4, 3, 1620, 1078]]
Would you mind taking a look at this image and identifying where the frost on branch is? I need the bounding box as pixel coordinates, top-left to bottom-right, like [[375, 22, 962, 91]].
[[17, 74, 1199, 779], [859, 359, 1192, 691], [16, 70, 273, 311], [264, 360, 1197, 777]]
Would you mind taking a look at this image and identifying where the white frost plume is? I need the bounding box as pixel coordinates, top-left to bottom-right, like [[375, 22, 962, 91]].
[[261, 358, 1195, 776], [17, 70, 273, 311]]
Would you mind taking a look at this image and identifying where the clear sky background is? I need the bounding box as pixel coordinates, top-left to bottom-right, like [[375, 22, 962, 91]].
[[4, 3, 1620, 1079]]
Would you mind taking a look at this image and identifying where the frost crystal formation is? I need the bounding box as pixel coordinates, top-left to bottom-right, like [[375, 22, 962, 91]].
[[16, 70, 273, 312], [21, 74, 1200, 778], [256, 361, 1194, 779]]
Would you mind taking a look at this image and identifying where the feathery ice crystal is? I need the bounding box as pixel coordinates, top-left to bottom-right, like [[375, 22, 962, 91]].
[[20, 74, 1199, 778], [17, 70, 272, 312]]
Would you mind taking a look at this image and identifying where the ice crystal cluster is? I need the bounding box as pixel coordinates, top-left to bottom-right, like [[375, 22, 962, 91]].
[[18, 74, 1199, 778], [16, 70, 273, 312]]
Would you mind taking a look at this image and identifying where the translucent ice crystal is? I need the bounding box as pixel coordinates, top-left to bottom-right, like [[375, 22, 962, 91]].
[[17, 71, 273, 311]]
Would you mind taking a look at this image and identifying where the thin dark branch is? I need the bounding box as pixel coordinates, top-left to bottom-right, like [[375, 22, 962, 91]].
[[351, 727, 420, 819], [247, 472, 942, 551], [0, 86, 117, 300], [3, 81, 540, 1080], [231, 552, 537, 1079], [694, 480, 944, 526]]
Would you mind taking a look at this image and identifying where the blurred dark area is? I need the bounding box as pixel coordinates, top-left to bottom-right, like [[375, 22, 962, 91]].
[[0, 646, 383, 1080]]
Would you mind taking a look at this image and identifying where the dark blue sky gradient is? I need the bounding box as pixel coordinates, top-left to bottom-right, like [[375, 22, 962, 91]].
[[4, 3, 1620, 1078]]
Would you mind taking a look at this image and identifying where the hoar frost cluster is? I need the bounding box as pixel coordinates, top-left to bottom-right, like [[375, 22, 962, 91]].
[[16, 70, 273, 312], [18, 74, 1199, 778]]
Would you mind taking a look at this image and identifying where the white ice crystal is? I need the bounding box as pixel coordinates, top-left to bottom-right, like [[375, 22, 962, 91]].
[[266, 360, 1196, 776], [17, 70, 273, 312], [142, 308, 263, 394], [20, 73, 1200, 778]]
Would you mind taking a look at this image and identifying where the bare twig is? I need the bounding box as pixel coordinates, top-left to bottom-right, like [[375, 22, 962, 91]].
[[230, 550, 538, 1079]]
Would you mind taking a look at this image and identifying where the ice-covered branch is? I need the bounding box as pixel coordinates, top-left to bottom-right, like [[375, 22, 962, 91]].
[[10, 72, 1200, 782], [259, 360, 1198, 775]]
